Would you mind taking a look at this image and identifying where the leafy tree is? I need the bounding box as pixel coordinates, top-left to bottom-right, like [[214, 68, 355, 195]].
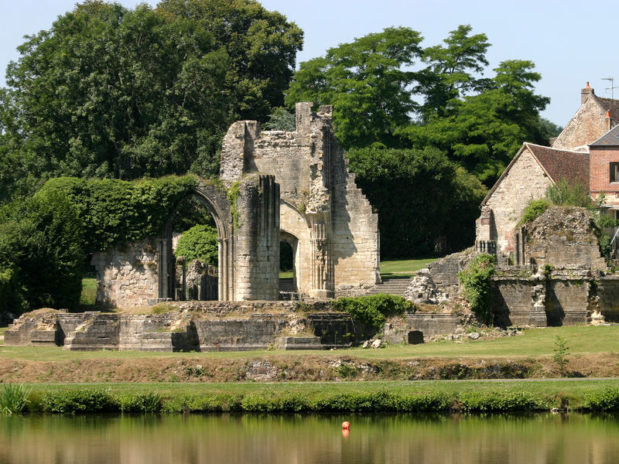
[[347, 147, 486, 257], [0, 0, 302, 202], [417, 25, 491, 120], [0, 190, 85, 313], [286, 27, 423, 148], [174, 224, 218, 264], [403, 60, 550, 184], [158, 0, 303, 121], [263, 107, 295, 131]]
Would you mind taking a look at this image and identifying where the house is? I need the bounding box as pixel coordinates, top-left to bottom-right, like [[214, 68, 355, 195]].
[[476, 84, 619, 261]]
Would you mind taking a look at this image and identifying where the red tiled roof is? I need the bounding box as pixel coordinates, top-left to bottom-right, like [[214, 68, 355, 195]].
[[526, 143, 590, 191]]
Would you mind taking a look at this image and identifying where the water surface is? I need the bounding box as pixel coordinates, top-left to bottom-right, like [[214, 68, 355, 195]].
[[0, 413, 617, 464]]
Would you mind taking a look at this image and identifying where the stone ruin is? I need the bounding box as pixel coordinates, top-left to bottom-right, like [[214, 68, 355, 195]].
[[406, 206, 619, 326], [91, 103, 380, 308]]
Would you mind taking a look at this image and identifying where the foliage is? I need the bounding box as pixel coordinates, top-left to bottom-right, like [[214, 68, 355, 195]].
[[546, 179, 591, 207], [36, 175, 198, 254], [42, 389, 118, 414], [583, 387, 619, 412], [348, 146, 486, 257], [553, 335, 570, 377], [119, 392, 163, 413], [458, 254, 496, 324], [286, 27, 423, 149], [518, 198, 551, 226], [263, 107, 296, 131], [0, 0, 302, 202], [333, 293, 413, 332], [0, 384, 29, 415], [174, 224, 218, 265], [458, 391, 547, 412], [0, 190, 85, 312], [404, 60, 550, 184]]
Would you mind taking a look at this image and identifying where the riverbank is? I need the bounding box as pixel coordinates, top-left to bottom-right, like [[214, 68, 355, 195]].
[[2, 380, 618, 414]]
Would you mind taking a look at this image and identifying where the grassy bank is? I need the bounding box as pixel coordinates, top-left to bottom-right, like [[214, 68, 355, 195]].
[[1, 380, 617, 415]]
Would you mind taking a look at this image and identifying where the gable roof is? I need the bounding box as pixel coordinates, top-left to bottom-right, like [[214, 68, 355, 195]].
[[590, 123, 619, 147], [596, 96, 619, 122], [481, 143, 589, 205]]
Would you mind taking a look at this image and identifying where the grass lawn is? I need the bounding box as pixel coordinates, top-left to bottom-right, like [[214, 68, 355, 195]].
[[80, 277, 97, 306], [1, 325, 616, 362], [380, 258, 439, 278]]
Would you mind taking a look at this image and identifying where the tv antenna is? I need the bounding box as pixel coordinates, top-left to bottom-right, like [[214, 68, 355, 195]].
[[602, 77, 617, 100]]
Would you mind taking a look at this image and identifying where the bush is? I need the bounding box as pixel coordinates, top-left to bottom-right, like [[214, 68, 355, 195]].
[[458, 254, 496, 324], [0, 384, 29, 415], [119, 393, 163, 413], [0, 190, 85, 313], [174, 224, 218, 265], [583, 388, 619, 412], [518, 198, 550, 225], [333, 293, 413, 332], [546, 179, 591, 207], [42, 390, 118, 414], [459, 392, 547, 412]]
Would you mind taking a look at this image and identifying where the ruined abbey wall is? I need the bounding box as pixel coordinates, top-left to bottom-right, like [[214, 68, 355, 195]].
[[220, 102, 380, 298]]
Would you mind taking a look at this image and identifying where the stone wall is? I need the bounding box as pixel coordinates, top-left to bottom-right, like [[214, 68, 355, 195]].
[[524, 207, 608, 271], [552, 86, 611, 151], [220, 102, 380, 298], [477, 147, 552, 257], [595, 275, 619, 321], [91, 238, 160, 308]]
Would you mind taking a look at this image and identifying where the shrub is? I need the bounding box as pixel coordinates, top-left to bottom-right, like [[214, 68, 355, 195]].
[[0, 384, 29, 415], [458, 254, 496, 324], [459, 392, 547, 412], [332, 293, 413, 332], [174, 224, 218, 265], [518, 198, 550, 226], [119, 393, 162, 413], [546, 179, 591, 207], [583, 388, 619, 412], [42, 389, 118, 414]]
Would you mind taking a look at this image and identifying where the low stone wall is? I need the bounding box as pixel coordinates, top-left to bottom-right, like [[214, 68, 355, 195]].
[[491, 270, 595, 327], [4, 300, 468, 351], [595, 275, 619, 322]]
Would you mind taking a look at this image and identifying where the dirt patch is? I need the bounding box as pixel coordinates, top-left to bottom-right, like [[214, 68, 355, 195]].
[[0, 353, 616, 383]]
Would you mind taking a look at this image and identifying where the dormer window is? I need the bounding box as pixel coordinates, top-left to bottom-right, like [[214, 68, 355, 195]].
[[612, 162, 619, 183]]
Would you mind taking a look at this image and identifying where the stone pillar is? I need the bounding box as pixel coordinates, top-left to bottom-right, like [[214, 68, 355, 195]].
[[309, 218, 334, 299], [233, 174, 280, 301]]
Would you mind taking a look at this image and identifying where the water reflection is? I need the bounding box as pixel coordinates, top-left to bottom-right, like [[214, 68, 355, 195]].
[[0, 413, 617, 464]]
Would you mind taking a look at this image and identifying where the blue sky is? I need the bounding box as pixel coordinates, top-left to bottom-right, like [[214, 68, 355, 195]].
[[1, 0, 617, 125]]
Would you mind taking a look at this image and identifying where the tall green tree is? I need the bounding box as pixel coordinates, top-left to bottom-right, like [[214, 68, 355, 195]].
[[403, 60, 550, 184], [417, 25, 491, 120], [285, 27, 423, 148], [0, 0, 302, 202]]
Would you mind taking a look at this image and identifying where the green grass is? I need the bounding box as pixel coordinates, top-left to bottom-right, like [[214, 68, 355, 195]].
[[1, 325, 616, 362], [279, 271, 293, 279], [380, 258, 439, 278], [80, 278, 97, 306]]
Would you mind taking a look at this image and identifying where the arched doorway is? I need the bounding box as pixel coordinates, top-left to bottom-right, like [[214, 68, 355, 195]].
[[279, 231, 299, 297], [161, 186, 233, 302]]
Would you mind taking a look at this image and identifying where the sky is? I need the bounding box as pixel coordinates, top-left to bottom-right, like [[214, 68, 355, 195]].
[[1, 0, 618, 125]]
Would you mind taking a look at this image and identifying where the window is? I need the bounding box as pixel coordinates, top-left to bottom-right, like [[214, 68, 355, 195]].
[[611, 162, 619, 183]]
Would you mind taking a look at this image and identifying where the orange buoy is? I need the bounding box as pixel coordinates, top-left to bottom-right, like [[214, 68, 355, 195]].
[[342, 429, 350, 437], [341, 421, 350, 430]]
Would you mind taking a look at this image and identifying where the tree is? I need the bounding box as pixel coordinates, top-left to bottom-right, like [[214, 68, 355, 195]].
[[0, 0, 303, 202], [417, 25, 491, 120], [346, 146, 486, 257], [403, 60, 550, 184], [286, 27, 423, 148]]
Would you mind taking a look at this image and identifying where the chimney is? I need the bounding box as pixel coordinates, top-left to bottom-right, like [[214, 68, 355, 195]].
[[581, 81, 594, 104], [606, 110, 612, 131]]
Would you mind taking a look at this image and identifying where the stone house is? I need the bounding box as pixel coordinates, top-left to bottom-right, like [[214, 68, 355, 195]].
[[476, 83, 619, 261]]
